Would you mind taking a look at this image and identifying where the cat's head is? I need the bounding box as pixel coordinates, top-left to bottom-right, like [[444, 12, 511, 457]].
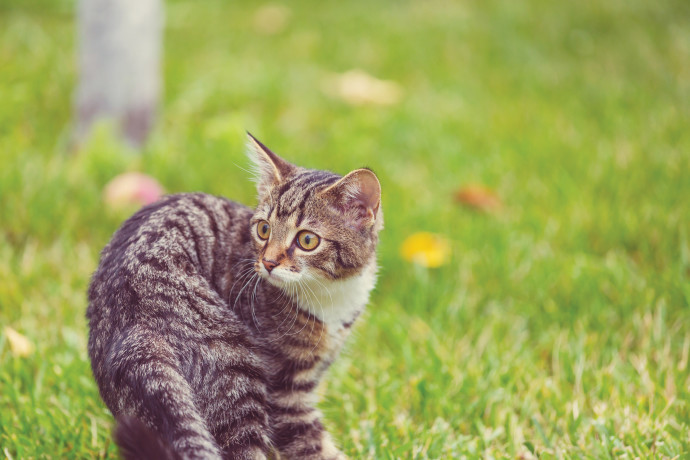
[[246, 133, 382, 288]]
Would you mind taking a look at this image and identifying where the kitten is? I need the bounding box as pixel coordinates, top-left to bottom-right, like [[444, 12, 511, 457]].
[[87, 134, 383, 460]]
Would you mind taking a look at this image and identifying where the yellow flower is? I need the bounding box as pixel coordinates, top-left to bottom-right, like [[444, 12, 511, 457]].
[[400, 232, 451, 268]]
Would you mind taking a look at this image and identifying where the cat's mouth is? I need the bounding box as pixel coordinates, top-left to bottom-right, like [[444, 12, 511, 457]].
[[258, 265, 301, 287]]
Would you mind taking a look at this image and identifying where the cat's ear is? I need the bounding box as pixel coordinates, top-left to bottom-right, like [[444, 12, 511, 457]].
[[246, 132, 296, 196], [321, 168, 382, 229]]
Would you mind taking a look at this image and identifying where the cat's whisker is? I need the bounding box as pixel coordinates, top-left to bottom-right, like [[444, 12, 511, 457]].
[[233, 268, 260, 313], [300, 280, 322, 345], [275, 284, 303, 342], [228, 260, 257, 294], [297, 277, 327, 357], [271, 304, 298, 343], [232, 162, 259, 179], [308, 279, 332, 355], [268, 279, 295, 318], [270, 284, 296, 339], [308, 274, 334, 310], [228, 263, 258, 318], [273, 285, 290, 305], [283, 290, 302, 338], [287, 280, 313, 337], [308, 277, 335, 325], [301, 277, 326, 355], [302, 286, 323, 355], [231, 266, 256, 290], [272, 284, 296, 327], [228, 268, 255, 304], [271, 291, 291, 318], [250, 275, 262, 331], [229, 259, 252, 273]]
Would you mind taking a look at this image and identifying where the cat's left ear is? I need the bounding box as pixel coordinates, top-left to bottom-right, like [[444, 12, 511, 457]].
[[322, 168, 382, 229], [246, 132, 296, 196]]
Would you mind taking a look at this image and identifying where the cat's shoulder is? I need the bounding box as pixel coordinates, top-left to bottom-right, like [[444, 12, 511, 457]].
[[141, 192, 252, 218], [103, 193, 252, 256], [118, 192, 252, 231]]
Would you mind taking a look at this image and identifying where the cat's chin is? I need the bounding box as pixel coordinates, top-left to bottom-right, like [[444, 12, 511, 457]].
[[263, 275, 286, 288]]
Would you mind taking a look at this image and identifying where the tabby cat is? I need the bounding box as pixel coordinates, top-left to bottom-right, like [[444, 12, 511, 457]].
[[87, 134, 383, 460]]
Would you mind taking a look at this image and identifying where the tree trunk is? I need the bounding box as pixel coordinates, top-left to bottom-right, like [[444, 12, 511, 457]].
[[74, 0, 163, 149]]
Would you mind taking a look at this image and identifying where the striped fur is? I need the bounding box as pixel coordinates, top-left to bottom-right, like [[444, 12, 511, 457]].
[[87, 135, 382, 459]]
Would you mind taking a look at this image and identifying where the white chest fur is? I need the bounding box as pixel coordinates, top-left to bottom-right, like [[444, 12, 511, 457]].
[[297, 261, 377, 340]]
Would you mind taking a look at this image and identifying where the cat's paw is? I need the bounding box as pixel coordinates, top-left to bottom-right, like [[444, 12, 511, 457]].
[[321, 442, 348, 460], [328, 453, 348, 460]]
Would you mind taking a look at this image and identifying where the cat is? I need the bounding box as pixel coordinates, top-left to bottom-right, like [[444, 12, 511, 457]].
[[86, 133, 383, 460]]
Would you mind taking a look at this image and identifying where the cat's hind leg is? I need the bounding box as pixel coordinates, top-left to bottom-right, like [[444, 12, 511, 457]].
[[105, 327, 223, 460]]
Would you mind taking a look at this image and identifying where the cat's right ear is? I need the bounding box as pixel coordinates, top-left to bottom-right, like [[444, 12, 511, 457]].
[[246, 132, 295, 197]]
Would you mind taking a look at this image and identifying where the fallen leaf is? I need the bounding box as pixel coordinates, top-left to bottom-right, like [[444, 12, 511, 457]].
[[454, 184, 502, 212], [400, 232, 451, 268], [253, 4, 291, 35], [4, 326, 34, 357], [323, 69, 403, 106], [103, 172, 165, 209]]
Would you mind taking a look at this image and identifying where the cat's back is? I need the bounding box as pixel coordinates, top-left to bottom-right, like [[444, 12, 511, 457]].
[[87, 192, 253, 352]]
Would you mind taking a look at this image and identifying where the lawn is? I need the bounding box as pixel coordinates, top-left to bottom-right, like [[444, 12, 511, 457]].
[[1, 0, 689, 458]]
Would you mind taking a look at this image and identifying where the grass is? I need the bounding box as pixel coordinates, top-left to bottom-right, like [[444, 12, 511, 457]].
[[1, 0, 689, 457]]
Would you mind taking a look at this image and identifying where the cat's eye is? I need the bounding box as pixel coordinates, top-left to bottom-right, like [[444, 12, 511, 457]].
[[296, 230, 320, 251], [257, 220, 271, 240]]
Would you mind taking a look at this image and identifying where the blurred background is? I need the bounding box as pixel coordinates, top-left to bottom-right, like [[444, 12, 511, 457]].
[[1, 0, 689, 457]]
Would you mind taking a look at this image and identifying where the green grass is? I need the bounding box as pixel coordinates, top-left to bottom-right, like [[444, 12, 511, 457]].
[[1, 0, 689, 457]]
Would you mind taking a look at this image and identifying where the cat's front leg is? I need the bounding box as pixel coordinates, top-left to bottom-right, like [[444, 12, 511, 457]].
[[272, 409, 347, 460]]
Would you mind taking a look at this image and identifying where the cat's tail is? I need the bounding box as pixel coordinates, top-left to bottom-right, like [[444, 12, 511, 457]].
[[114, 415, 181, 460]]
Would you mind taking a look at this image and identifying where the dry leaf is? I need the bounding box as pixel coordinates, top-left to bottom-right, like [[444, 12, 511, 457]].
[[454, 184, 502, 212], [4, 326, 34, 357], [323, 69, 403, 106], [103, 172, 165, 210], [400, 232, 451, 268], [253, 4, 291, 35]]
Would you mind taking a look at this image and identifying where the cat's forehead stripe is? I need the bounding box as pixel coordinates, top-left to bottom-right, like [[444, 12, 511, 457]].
[[279, 171, 335, 204], [275, 171, 339, 219]]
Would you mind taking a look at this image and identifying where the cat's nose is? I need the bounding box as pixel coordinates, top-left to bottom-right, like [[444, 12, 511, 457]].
[[262, 259, 279, 273]]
